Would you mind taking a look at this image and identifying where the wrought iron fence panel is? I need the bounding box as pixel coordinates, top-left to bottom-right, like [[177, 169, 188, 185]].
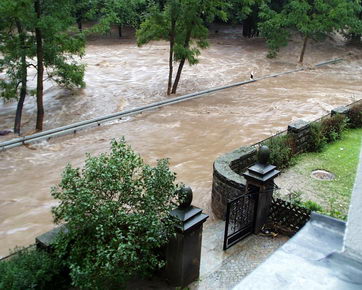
[[223, 192, 258, 250], [268, 197, 311, 235]]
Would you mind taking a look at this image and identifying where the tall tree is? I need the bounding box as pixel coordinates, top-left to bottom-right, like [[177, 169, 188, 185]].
[[136, 3, 176, 95], [137, 0, 227, 95], [259, 0, 362, 62], [33, 0, 86, 131], [1, 0, 86, 133], [34, 0, 44, 131], [0, 0, 34, 134]]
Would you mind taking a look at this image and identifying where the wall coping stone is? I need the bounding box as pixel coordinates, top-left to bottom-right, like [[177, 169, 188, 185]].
[[214, 146, 257, 187], [331, 106, 349, 115], [287, 119, 310, 132], [36, 224, 68, 250]]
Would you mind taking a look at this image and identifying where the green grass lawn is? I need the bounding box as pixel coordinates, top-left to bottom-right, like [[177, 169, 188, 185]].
[[279, 128, 362, 220]]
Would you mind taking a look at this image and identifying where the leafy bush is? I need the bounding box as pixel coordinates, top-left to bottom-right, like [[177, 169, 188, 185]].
[[0, 247, 65, 290], [347, 103, 362, 128], [262, 134, 293, 169], [308, 122, 326, 152], [321, 114, 347, 143], [51, 139, 179, 289]]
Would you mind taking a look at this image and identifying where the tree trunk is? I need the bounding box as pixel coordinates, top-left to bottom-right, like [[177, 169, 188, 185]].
[[35, 0, 44, 132], [118, 25, 122, 38], [242, 18, 252, 38], [77, 20, 82, 32], [171, 59, 186, 94], [299, 35, 308, 63], [14, 22, 27, 135], [167, 20, 176, 96], [75, 9, 82, 31], [171, 26, 193, 94]]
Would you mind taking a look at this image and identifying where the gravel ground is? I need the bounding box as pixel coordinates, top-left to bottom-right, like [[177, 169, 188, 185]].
[[274, 170, 323, 204]]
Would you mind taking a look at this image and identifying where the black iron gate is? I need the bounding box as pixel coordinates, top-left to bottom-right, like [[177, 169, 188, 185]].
[[223, 191, 258, 250]]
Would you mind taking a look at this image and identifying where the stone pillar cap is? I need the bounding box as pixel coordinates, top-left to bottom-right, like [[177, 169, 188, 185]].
[[170, 206, 208, 233], [243, 164, 280, 183]]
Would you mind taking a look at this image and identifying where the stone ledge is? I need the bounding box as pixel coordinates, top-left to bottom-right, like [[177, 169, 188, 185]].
[[212, 146, 257, 220], [36, 224, 68, 251], [213, 146, 257, 186], [287, 120, 310, 133], [331, 106, 349, 116]]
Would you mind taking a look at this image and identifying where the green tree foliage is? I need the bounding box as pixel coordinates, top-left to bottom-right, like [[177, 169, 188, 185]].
[[0, 0, 34, 134], [86, 0, 147, 37], [137, 0, 227, 95], [225, 0, 263, 37], [106, 0, 147, 37], [0, 0, 86, 133], [73, 0, 95, 31], [51, 139, 180, 289], [34, 0, 86, 131], [259, 0, 362, 62]]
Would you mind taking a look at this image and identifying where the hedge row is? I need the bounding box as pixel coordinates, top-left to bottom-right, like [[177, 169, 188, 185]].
[[263, 102, 362, 169]]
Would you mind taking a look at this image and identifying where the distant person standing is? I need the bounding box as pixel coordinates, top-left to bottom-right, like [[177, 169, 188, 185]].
[[250, 71, 254, 80]]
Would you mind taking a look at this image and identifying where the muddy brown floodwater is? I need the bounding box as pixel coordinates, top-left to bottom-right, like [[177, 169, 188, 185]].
[[1, 26, 362, 257]]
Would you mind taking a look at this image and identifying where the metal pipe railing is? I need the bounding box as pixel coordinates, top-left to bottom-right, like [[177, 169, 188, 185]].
[[0, 58, 343, 151]]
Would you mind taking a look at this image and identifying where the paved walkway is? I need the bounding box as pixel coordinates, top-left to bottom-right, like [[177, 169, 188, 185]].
[[189, 221, 289, 290], [129, 220, 288, 289]]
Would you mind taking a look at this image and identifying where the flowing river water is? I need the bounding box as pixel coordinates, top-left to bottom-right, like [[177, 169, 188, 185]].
[[1, 26, 362, 257]]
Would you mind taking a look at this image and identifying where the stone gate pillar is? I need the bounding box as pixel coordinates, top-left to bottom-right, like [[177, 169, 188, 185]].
[[164, 187, 209, 288], [243, 146, 280, 233]]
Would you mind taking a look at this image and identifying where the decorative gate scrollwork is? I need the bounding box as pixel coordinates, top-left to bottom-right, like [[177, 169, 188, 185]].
[[223, 190, 258, 250]]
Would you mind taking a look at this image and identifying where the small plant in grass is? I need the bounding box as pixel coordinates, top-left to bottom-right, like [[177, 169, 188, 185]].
[[51, 138, 180, 289], [321, 114, 347, 143], [262, 134, 293, 169], [286, 190, 303, 206], [281, 191, 323, 213], [326, 196, 348, 221], [0, 247, 66, 290], [301, 200, 323, 212], [347, 103, 362, 128]]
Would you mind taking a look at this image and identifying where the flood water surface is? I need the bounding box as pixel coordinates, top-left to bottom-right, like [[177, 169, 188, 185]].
[[1, 27, 362, 257]]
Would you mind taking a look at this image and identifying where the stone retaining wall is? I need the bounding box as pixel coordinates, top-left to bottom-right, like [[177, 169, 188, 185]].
[[212, 147, 257, 220], [211, 100, 362, 220]]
